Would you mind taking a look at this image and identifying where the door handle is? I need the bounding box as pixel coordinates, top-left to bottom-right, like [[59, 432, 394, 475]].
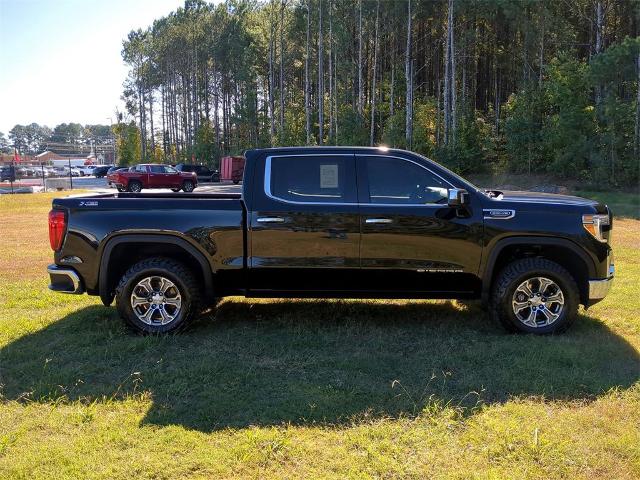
[[257, 216, 285, 223], [365, 218, 393, 224]]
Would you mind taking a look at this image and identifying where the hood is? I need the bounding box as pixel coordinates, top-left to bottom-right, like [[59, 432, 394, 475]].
[[494, 190, 598, 206]]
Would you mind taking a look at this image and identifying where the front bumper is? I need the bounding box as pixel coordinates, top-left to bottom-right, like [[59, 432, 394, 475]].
[[48, 265, 84, 294], [587, 259, 614, 305], [588, 277, 613, 301]]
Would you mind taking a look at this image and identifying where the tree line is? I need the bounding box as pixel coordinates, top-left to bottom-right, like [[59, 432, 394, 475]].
[[2, 123, 113, 155], [118, 0, 639, 185]]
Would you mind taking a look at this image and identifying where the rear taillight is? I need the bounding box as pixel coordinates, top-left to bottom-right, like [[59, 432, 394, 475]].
[[49, 209, 67, 251]]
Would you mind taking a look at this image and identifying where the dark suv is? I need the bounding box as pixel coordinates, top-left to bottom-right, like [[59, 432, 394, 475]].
[[1, 165, 16, 182], [175, 163, 220, 183]]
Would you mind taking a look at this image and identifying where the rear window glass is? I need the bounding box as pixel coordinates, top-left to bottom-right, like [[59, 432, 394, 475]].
[[269, 156, 356, 203]]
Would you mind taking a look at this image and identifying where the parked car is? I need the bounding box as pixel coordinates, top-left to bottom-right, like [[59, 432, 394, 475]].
[[175, 163, 220, 183], [0, 165, 16, 182], [107, 163, 198, 192], [93, 165, 113, 178], [47, 147, 614, 335], [17, 166, 34, 177], [75, 165, 97, 176]]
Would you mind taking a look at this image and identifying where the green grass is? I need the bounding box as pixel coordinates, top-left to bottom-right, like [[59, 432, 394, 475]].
[[0, 192, 639, 478], [574, 189, 640, 219]]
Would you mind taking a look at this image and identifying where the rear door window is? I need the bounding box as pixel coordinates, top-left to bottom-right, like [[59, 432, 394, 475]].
[[268, 155, 356, 204]]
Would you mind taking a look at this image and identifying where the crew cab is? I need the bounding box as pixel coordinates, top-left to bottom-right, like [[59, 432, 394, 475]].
[[47, 147, 614, 334], [107, 163, 197, 192]]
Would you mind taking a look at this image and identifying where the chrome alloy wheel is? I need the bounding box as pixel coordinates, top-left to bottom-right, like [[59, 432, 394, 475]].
[[511, 276, 565, 328], [130, 276, 182, 325]]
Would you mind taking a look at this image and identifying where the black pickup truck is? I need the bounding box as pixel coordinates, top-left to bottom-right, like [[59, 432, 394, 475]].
[[47, 147, 614, 334]]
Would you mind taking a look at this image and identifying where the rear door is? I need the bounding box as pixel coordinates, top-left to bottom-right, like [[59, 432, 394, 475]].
[[356, 154, 483, 296], [248, 153, 360, 293]]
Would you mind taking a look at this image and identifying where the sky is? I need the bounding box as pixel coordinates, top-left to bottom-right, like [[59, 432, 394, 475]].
[[0, 0, 187, 135]]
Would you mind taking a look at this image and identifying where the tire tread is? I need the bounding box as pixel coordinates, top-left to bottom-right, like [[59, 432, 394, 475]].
[[490, 257, 579, 334], [115, 257, 201, 333]]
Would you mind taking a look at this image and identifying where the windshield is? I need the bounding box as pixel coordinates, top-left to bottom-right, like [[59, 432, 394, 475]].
[[413, 152, 481, 192]]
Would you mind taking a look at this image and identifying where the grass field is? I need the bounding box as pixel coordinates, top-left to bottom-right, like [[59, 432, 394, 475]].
[[0, 191, 639, 479]]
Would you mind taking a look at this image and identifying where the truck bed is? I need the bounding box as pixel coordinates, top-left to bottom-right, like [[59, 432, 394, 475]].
[[70, 191, 242, 200], [52, 192, 247, 296]]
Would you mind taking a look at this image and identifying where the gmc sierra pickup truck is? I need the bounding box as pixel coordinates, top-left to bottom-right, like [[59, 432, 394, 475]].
[[47, 147, 614, 334], [107, 163, 198, 192]]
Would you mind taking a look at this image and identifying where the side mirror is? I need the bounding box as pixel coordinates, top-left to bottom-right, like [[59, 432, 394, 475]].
[[447, 188, 469, 208]]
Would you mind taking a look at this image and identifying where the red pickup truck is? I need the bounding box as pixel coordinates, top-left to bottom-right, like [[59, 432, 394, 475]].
[[108, 164, 198, 193]]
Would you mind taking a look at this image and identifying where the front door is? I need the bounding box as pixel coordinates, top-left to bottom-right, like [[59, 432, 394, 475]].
[[147, 164, 167, 188], [356, 154, 483, 296], [249, 153, 360, 293]]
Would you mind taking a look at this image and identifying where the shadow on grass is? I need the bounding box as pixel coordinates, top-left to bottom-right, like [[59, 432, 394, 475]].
[[1, 300, 638, 431]]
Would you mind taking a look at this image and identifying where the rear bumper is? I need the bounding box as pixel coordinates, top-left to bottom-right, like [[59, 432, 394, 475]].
[[48, 265, 84, 294]]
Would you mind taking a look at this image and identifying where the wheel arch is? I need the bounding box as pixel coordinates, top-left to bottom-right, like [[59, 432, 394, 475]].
[[481, 236, 596, 306], [98, 234, 215, 306]]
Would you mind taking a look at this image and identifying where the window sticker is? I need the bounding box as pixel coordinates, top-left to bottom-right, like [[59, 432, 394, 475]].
[[320, 164, 338, 189]]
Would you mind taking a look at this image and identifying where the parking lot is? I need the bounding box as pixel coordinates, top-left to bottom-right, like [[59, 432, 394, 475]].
[[1, 174, 243, 194]]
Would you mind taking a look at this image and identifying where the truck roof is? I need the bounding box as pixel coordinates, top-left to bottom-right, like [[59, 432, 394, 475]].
[[246, 146, 404, 156]]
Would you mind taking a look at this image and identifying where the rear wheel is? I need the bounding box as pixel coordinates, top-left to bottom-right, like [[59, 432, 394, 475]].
[[182, 180, 195, 192], [490, 258, 579, 334], [128, 181, 142, 193], [115, 257, 201, 334]]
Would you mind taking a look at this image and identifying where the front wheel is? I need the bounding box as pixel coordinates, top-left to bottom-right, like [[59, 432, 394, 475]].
[[490, 258, 579, 334], [182, 180, 195, 192], [115, 257, 201, 334]]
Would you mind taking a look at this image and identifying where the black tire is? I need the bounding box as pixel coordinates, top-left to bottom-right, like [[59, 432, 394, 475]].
[[115, 257, 202, 334], [116, 186, 126, 192], [233, 180, 239, 185], [182, 180, 195, 192], [490, 258, 579, 334], [171, 187, 181, 192], [128, 181, 142, 193]]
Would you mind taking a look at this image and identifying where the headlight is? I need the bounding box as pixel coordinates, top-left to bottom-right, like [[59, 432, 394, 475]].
[[582, 214, 610, 242]]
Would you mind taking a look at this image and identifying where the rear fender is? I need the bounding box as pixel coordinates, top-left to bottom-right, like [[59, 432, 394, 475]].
[[98, 233, 215, 306]]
